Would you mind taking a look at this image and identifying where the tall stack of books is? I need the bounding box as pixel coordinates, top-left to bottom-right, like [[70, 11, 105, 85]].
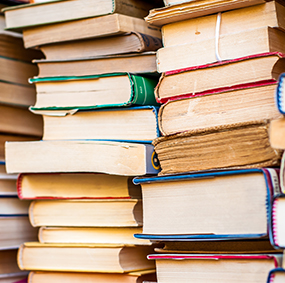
[[131, 0, 285, 282], [0, 1, 42, 283], [3, 0, 164, 282]]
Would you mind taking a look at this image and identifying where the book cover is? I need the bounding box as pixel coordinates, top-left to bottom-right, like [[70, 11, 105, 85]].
[[133, 168, 285, 248]]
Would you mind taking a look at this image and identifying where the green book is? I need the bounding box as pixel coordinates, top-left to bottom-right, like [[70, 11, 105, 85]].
[[30, 73, 159, 112]]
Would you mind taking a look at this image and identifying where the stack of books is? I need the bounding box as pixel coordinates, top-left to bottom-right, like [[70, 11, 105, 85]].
[[0, 1, 42, 283], [131, 0, 285, 282], [3, 0, 163, 282]]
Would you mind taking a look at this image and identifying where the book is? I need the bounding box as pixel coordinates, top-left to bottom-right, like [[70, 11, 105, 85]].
[[0, 168, 17, 196], [34, 52, 158, 77], [5, 140, 160, 176], [3, 0, 158, 30], [148, 253, 281, 282], [269, 117, 285, 149], [30, 73, 158, 110], [0, 56, 38, 86], [0, 105, 42, 137], [157, 27, 285, 73], [161, 1, 285, 48], [155, 53, 285, 103], [133, 169, 282, 243], [153, 121, 281, 174], [0, 197, 29, 216], [267, 268, 285, 283], [17, 173, 141, 200], [0, 135, 39, 162], [158, 83, 281, 136], [22, 14, 161, 49], [276, 72, 285, 114], [29, 199, 142, 227], [0, 216, 37, 249], [0, 275, 28, 283], [17, 243, 155, 272], [28, 271, 156, 283], [39, 33, 162, 60], [0, 249, 22, 274], [37, 106, 159, 142], [145, 0, 272, 26], [38, 227, 151, 246]]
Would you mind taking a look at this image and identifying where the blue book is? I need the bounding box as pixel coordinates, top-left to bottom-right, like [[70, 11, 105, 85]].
[[267, 268, 285, 283], [133, 168, 285, 248]]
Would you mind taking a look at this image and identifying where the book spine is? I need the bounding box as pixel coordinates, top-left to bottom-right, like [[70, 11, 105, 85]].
[[130, 74, 159, 106], [276, 73, 285, 115], [135, 32, 162, 52], [16, 173, 24, 200]]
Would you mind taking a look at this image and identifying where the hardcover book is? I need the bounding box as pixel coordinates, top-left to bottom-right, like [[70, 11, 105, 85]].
[[29, 199, 142, 227], [145, 0, 272, 26], [155, 53, 285, 103], [17, 173, 141, 200], [3, 0, 158, 29], [17, 243, 155, 273], [267, 268, 285, 283], [5, 140, 160, 176], [158, 83, 281, 136], [153, 121, 281, 174], [148, 253, 282, 283], [28, 270, 156, 283], [30, 73, 158, 110], [39, 32, 162, 60], [37, 106, 159, 142], [157, 27, 285, 73], [22, 13, 161, 49], [34, 52, 157, 77], [133, 168, 285, 247]]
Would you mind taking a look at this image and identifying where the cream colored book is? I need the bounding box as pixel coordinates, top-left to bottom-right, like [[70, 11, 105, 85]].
[[29, 199, 142, 227], [18, 242, 155, 273], [146, 0, 269, 26], [157, 27, 285, 73], [22, 13, 161, 49]]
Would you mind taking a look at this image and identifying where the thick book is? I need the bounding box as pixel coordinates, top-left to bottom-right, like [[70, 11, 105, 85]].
[[0, 216, 37, 249], [0, 105, 42, 137], [18, 243, 155, 273], [36, 106, 159, 142], [158, 83, 281, 136], [17, 173, 141, 200], [5, 140, 160, 176], [30, 73, 158, 110], [161, 1, 285, 48], [28, 271, 156, 283], [3, 0, 157, 29], [22, 13, 161, 49], [148, 253, 281, 283], [157, 27, 285, 73], [38, 227, 151, 246], [133, 169, 284, 245], [153, 121, 281, 174], [146, 0, 272, 26], [29, 199, 142, 227], [34, 52, 157, 77], [0, 135, 38, 162], [267, 268, 285, 283], [155, 52, 285, 103], [39, 32, 162, 60]]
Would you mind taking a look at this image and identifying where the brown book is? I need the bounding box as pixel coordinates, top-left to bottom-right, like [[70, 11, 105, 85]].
[[153, 121, 281, 174], [0, 105, 42, 137], [28, 271, 156, 283], [4, 0, 158, 30], [146, 0, 273, 26], [18, 243, 155, 273], [158, 83, 281, 136], [34, 52, 157, 77], [39, 32, 162, 60], [22, 13, 161, 49], [157, 26, 285, 73], [155, 53, 285, 103]]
